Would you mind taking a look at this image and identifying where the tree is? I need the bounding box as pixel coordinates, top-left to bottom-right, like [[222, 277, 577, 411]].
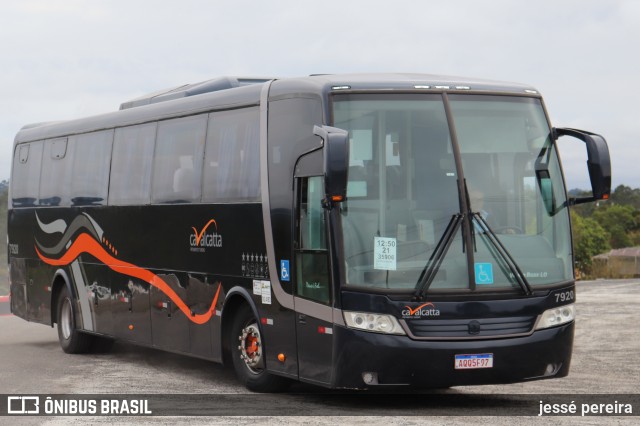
[[610, 184, 640, 209], [571, 211, 610, 274], [592, 204, 638, 248]]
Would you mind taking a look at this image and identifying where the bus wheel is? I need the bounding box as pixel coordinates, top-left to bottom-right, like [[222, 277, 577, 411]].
[[56, 286, 93, 354], [230, 304, 289, 392]]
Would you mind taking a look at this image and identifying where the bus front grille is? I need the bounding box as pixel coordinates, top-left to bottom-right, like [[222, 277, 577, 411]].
[[403, 315, 537, 340]]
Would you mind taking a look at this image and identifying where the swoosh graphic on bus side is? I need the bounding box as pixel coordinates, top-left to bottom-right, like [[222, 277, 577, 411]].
[[35, 212, 68, 235], [35, 232, 221, 325], [191, 219, 218, 246], [35, 214, 102, 256]]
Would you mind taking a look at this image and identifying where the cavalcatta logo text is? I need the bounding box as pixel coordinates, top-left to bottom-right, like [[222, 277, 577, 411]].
[[402, 302, 440, 318], [190, 219, 222, 252]]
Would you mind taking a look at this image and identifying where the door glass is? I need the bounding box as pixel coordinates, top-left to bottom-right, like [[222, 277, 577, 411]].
[[296, 176, 330, 304]]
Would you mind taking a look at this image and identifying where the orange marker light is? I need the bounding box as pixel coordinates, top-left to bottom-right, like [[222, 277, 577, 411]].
[[277, 353, 286, 363], [331, 195, 343, 202], [129, 325, 134, 330]]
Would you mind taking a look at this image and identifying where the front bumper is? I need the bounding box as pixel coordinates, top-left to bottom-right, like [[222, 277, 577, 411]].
[[331, 321, 574, 389]]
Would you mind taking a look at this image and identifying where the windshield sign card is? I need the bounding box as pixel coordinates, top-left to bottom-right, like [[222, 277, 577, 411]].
[[374, 237, 397, 270]]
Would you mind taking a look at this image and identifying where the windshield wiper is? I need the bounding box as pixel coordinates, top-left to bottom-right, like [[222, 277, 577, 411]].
[[472, 213, 533, 296], [413, 213, 463, 301]]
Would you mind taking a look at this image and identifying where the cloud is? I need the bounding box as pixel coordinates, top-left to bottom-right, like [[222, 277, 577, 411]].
[[1, 0, 637, 190]]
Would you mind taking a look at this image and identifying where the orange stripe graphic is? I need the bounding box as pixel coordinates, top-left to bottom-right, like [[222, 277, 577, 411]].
[[35, 233, 221, 325]]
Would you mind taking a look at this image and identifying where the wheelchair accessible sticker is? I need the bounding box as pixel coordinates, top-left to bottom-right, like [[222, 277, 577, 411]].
[[475, 263, 494, 285], [280, 259, 290, 282]]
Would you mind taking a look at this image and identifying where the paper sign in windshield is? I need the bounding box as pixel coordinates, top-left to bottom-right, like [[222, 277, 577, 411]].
[[374, 237, 397, 270]]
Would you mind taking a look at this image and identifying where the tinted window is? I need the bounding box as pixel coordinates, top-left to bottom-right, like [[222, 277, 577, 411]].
[[11, 141, 43, 207], [152, 115, 206, 203], [40, 138, 73, 206], [71, 130, 113, 206], [203, 108, 260, 202], [109, 123, 156, 205], [296, 176, 330, 305]]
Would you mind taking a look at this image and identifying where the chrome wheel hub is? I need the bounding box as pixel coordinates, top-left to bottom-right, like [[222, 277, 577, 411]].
[[238, 323, 262, 372]]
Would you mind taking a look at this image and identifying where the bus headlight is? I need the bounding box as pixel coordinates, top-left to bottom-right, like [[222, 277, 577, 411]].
[[343, 311, 406, 335], [535, 304, 575, 330]]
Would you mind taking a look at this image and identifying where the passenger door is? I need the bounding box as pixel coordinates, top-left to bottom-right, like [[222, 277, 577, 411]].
[[294, 175, 334, 385]]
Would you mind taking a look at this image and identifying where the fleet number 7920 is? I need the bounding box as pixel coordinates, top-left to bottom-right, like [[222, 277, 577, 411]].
[[555, 290, 574, 303]]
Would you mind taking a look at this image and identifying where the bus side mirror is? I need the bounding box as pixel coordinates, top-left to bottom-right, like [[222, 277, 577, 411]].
[[554, 127, 611, 205], [313, 125, 350, 207]]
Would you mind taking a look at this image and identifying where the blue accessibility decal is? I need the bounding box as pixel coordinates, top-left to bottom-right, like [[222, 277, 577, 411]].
[[280, 259, 290, 282], [475, 263, 494, 285]]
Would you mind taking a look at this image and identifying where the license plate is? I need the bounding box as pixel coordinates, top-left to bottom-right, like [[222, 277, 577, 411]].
[[454, 353, 493, 369]]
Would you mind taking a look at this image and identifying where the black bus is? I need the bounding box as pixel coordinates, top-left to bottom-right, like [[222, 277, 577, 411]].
[[7, 74, 611, 391]]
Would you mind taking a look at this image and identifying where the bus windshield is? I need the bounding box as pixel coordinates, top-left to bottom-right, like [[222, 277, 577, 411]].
[[333, 93, 572, 292]]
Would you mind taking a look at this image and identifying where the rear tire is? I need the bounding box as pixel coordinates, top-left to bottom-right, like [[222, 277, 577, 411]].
[[56, 286, 93, 354], [230, 304, 290, 392]]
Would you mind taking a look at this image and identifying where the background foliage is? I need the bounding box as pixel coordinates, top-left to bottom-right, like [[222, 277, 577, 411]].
[[571, 185, 640, 276]]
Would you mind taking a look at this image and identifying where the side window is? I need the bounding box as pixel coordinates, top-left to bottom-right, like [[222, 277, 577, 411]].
[[109, 123, 156, 205], [203, 107, 260, 202], [300, 176, 327, 249], [152, 115, 206, 203], [71, 130, 113, 206], [40, 138, 73, 206], [295, 176, 331, 305], [11, 141, 43, 207]]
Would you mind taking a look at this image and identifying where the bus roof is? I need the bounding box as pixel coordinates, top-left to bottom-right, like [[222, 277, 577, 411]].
[[14, 73, 540, 145], [270, 73, 539, 97]]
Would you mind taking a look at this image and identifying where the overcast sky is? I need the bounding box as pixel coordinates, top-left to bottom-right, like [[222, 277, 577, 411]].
[[1, 0, 637, 190]]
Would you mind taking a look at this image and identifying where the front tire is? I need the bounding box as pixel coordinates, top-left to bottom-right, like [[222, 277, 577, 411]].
[[230, 304, 289, 392], [56, 286, 93, 354]]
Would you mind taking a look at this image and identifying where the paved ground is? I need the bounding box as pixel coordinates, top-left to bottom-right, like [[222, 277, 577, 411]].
[[0, 279, 638, 424], [0, 296, 9, 316]]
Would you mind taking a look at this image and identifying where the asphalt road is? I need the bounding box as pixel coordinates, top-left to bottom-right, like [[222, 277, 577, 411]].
[[0, 296, 9, 316], [0, 279, 638, 424]]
